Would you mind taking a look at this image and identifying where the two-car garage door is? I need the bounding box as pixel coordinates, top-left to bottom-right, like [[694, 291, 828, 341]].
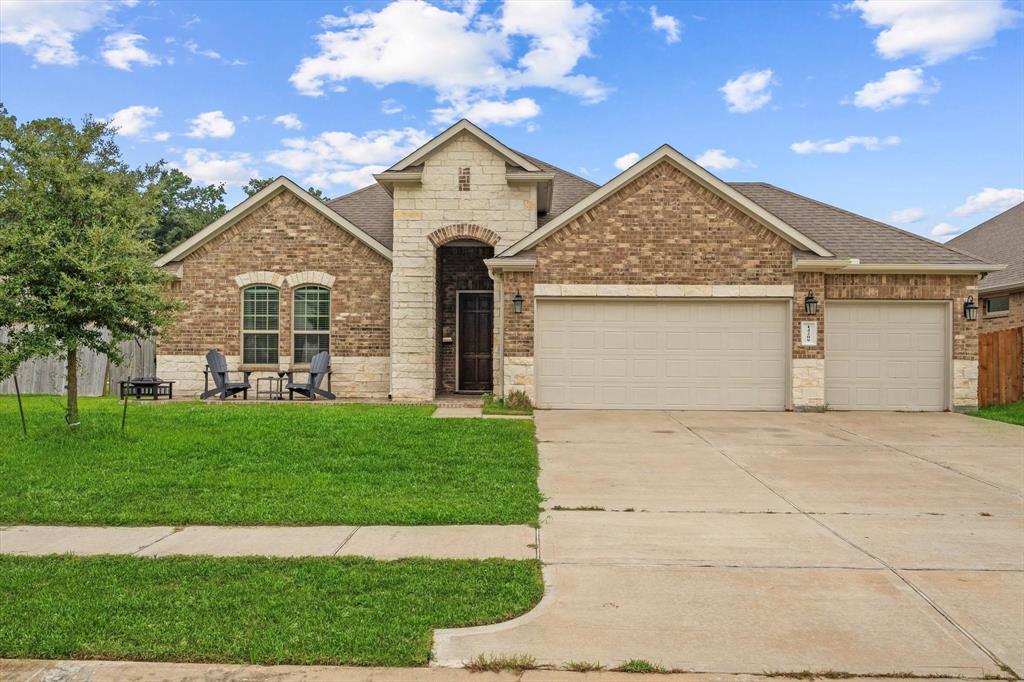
[[535, 299, 788, 410]]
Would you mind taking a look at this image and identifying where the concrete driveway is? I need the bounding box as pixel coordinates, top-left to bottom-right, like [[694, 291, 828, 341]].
[[436, 411, 1024, 676]]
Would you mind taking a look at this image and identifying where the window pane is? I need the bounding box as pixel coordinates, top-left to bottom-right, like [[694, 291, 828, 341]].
[[294, 286, 330, 331], [293, 333, 329, 364], [243, 286, 279, 331], [243, 333, 279, 364], [985, 296, 1010, 313]]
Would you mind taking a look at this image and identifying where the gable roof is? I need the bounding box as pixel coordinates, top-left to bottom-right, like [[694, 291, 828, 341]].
[[388, 119, 540, 172], [499, 145, 835, 258], [155, 177, 392, 266], [731, 183, 991, 268], [947, 202, 1023, 292]]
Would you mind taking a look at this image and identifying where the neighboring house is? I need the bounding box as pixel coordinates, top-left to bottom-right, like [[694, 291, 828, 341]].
[[948, 203, 1024, 333], [155, 120, 1002, 412]]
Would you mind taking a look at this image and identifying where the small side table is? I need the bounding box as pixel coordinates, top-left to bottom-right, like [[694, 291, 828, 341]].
[[256, 376, 285, 401]]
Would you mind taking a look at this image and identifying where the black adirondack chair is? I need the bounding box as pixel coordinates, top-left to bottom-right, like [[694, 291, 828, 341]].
[[201, 350, 252, 400], [286, 351, 335, 400]]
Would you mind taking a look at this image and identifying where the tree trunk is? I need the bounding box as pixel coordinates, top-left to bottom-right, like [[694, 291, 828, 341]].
[[66, 347, 80, 428]]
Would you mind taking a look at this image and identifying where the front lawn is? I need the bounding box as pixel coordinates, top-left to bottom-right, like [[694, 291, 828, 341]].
[[0, 555, 542, 666], [968, 400, 1024, 426], [0, 397, 540, 525]]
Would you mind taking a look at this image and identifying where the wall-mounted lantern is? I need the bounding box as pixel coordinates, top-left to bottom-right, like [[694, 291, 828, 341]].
[[963, 296, 978, 321], [803, 291, 819, 316], [512, 290, 525, 315]]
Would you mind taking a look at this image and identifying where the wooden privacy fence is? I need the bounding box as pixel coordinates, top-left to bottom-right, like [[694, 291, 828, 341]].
[[978, 327, 1023, 407], [0, 330, 156, 397]]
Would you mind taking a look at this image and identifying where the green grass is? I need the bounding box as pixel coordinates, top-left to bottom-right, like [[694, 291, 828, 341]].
[[0, 555, 543, 666], [482, 393, 533, 416], [968, 401, 1024, 426], [0, 396, 540, 526]]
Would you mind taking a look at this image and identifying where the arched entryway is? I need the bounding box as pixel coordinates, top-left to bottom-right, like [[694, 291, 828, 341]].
[[429, 225, 498, 394]]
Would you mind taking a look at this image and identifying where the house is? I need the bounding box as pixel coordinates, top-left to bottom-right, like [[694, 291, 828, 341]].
[[947, 203, 1023, 333], [154, 120, 1003, 412]]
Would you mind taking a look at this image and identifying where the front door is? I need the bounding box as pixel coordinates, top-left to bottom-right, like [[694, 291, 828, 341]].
[[458, 292, 493, 392]]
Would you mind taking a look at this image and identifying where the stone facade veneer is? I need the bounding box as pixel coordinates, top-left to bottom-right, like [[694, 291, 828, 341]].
[[234, 271, 285, 288], [390, 131, 537, 400], [792, 359, 825, 410], [503, 356, 535, 402]]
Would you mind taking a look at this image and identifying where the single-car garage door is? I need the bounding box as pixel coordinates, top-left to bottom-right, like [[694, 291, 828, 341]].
[[825, 302, 948, 411], [535, 299, 788, 410]]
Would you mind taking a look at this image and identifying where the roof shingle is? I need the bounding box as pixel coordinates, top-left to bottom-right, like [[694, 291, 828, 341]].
[[947, 203, 1023, 292]]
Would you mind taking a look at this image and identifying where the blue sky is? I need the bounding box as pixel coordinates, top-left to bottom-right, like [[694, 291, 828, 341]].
[[2, 0, 1022, 241]]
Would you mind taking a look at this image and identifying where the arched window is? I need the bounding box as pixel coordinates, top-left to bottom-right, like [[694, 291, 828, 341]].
[[293, 286, 330, 364], [241, 285, 279, 364]]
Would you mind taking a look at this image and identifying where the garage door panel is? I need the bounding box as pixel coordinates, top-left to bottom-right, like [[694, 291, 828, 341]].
[[536, 299, 787, 410], [825, 302, 947, 411]]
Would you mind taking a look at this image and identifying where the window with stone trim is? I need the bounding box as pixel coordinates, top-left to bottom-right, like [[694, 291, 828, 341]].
[[293, 285, 331, 364], [242, 285, 279, 364]]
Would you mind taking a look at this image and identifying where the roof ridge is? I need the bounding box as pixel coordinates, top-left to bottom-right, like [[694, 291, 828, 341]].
[[326, 183, 379, 204], [742, 182, 987, 264], [949, 202, 1023, 242]]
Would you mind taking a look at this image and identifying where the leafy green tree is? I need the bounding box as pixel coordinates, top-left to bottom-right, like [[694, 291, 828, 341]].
[[145, 166, 226, 254], [0, 105, 180, 427], [244, 177, 329, 202]]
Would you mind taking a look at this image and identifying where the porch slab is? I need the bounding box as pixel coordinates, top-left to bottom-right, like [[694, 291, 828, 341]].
[[0, 525, 175, 556], [432, 407, 483, 418]]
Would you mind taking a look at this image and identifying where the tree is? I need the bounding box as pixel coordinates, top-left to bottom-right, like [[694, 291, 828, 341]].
[[244, 177, 329, 202], [0, 105, 180, 427], [144, 166, 226, 254]]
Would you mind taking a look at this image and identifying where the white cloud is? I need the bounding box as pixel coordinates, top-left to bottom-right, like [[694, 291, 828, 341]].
[[290, 0, 606, 120], [172, 149, 258, 188], [186, 111, 236, 139], [183, 39, 246, 66], [887, 207, 926, 224], [849, 0, 1021, 64], [952, 187, 1024, 216], [273, 114, 303, 130], [152, 131, 171, 142], [0, 0, 124, 66], [432, 97, 541, 126], [649, 6, 681, 44], [101, 32, 160, 71], [266, 127, 430, 190], [695, 148, 743, 171], [930, 222, 964, 241], [381, 99, 404, 115], [614, 152, 640, 171], [853, 68, 939, 110], [106, 105, 160, 137], [720, 69, 774, 113], [790, 135, 901, 154]]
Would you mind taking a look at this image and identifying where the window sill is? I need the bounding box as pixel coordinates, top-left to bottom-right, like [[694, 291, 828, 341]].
[[984, 311, 1010, 319]]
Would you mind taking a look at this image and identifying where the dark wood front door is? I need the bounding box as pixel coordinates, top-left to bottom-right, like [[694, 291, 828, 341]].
[[458, 292, 493, 392]]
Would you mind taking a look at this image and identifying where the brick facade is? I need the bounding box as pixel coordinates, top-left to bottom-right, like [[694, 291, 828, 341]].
[[436, 245, 494, 393], [158, 191, 391, 397], [979, 290, 1024, 333], [534, 161, 793, 285]]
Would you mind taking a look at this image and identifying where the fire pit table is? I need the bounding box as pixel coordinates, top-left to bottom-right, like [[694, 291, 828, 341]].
[[119, 377, 175, 400]]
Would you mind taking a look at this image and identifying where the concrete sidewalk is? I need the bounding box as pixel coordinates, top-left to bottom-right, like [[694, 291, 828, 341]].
[[0, 524, 538, 560], [0, 659, 980, 682]]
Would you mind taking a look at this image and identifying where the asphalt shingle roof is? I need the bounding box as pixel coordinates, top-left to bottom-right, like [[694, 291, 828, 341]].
[[728, 183, 987, 265], [947, 203, 1024, 292], [325, 155, 989, 268]]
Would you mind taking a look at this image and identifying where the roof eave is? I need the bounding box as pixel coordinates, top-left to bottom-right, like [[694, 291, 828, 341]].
[[794, 261, 1005, 275]]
